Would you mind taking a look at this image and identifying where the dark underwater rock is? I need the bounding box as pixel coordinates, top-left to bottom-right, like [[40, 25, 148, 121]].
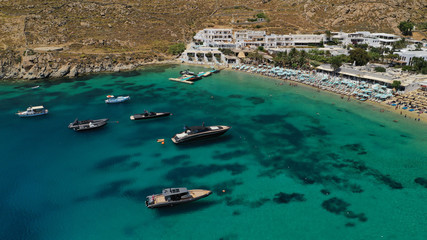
[[273, 192, 306, 204], [414, 177, 427, 188], [322, 197, 367, 222]]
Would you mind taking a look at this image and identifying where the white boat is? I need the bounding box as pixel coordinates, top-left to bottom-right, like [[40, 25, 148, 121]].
[[171, 124, 231, 144], [105, 95, 130, 104], [16, 106, 48, 117]]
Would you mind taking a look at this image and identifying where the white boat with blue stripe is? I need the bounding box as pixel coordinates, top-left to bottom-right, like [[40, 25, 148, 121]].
[[16, 106, 48, 117]]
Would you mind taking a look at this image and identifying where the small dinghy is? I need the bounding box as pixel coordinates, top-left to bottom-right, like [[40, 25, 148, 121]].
[[105, 95, 130, 104], [130, 111, 171, 120], [16, 106, 48, 117], [68, 118, 109, 131]]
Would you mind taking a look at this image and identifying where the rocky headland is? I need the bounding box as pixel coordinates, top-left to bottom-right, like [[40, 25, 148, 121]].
[[0, 50, 174, 80]]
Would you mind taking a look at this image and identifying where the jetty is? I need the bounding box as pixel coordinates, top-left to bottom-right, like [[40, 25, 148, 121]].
[[169, 75, 195, 84], [169, 68, 222, 84]]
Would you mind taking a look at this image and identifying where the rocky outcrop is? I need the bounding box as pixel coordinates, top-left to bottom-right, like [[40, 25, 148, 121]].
[[0, 51, 171, 80]]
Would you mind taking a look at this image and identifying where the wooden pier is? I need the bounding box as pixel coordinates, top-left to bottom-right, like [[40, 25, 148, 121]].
[[169, 77, 194, 84]]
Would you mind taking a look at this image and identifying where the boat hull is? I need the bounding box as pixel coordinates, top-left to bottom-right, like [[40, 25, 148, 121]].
[[68, 119, 109, 131], [105, 96, 130, 104], [146, 190, 212, 209], [130, 112, 171, 120], [171, 126, 230, 144], [17, 110, 48, 117]]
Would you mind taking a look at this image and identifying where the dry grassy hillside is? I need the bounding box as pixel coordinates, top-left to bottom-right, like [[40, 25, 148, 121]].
[[0, 0, 426, 53]]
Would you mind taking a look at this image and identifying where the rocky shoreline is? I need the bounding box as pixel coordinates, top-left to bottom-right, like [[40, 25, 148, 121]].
[[0, 51, 177, 81]]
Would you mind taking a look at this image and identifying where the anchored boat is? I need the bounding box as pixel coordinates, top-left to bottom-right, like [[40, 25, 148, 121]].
[[179, 69, 195, 75], [145, 187, 212, 208], [130, 111, 171, 120], [16, 106, 48, 117], [105, 95, 130, 104], [202, 72, 212, 77], [68, 118, 109, 131], [171, 123, 231, 144]]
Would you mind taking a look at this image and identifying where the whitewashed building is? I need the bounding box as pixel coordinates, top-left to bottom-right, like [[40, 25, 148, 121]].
[[194, 29, 326, 49], [333, 31, 401, 48], [395, 49, 427, 65], [194, 28, 235, 48]]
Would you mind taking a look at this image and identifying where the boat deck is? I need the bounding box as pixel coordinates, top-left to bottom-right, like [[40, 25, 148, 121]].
[[153, 189, 210, 204]]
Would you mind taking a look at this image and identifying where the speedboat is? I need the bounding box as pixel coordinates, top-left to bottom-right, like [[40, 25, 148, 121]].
[[171, 123, 231, 144], [145, 187, 212, 208], [202, 72, 212, 77], [130, 111, 171, 120], [197, 72, 206, 78], [16, 106, 48, 117], [185, 75, 202, 81], [105, 95, 130, 104], [68, 118, 108, 131], [180, 69, 195, 75]]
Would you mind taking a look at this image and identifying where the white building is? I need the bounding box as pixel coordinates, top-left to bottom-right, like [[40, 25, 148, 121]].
[[194, 29, 326, 49], [336, 31, 400, 48], [194, 28, 235, 48], [395, 50, 427, 65], [194, 28, 401, 50], [235, 30, 266, 48], [370, 33, 401, 46], [291, 34, 326, 46]]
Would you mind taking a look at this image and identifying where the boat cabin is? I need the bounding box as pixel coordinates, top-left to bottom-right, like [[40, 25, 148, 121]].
[[29, 106, 45, 112], [162, 188, 191, 201], [185, 126, 209, 134]]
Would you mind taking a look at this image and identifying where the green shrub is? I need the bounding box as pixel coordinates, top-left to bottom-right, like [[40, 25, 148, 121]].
[[168, 43, 186, 55], [374, 67, 386, 72], [256, 13, 267, 19]]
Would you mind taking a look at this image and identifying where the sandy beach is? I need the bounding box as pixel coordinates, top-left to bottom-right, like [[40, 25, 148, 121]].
[[220, 64, 427, 125]]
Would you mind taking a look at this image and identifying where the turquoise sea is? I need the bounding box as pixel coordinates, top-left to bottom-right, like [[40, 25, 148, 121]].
[[1, 65, 426, 240]]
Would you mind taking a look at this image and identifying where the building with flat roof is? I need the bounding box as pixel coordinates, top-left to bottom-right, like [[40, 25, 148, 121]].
[[394, 50, 427, 65]]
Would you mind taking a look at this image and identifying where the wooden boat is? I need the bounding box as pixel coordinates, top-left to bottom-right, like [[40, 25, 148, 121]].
[[145, 188, 212, 208], [130, 111, 171, 120]]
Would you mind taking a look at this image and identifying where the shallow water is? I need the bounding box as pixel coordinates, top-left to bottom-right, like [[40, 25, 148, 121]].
[[1, 64, 426, 240]]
